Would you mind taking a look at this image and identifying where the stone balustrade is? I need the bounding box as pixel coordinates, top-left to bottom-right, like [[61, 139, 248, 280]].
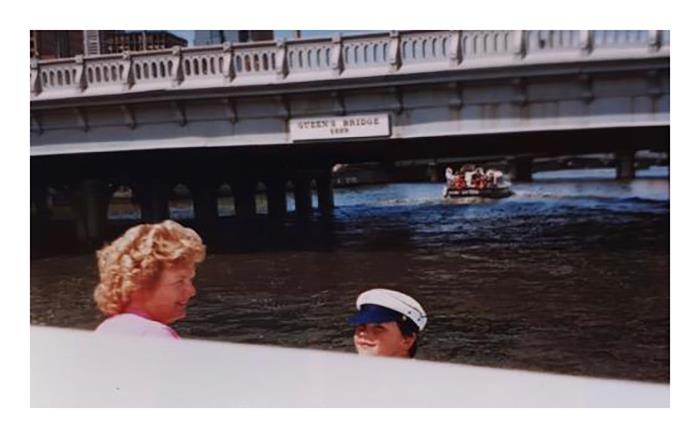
[[30, 30, 669, 99]]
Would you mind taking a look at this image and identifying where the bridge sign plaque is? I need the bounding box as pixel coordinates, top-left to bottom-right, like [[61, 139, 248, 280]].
[[289, 113, 390, 141]]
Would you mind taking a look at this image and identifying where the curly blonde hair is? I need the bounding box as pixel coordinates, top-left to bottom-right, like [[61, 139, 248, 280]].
[[94, 220, 206, 316]]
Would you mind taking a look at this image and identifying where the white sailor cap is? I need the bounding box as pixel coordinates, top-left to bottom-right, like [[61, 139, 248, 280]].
[[351, 288, 428, 331]]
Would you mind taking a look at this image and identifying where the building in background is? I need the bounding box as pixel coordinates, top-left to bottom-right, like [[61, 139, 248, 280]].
[[193, 30, 274, 46], [100, 31, 187, 53], [30, 31, 84, 60], [31, 30, 188, 59]]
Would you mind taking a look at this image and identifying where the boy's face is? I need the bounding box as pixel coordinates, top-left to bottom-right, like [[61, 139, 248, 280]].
[[353, 321, 416, 358]]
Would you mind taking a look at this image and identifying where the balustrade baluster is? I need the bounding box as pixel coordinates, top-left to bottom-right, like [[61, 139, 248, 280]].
[[74, 55, 87, 92], [648, 30, 661, 52], [31, 58, 42, 96], [449, 31, 463, 66], [276, 39, 288, 79], [389, 31, 402, 71], [171, 46, 183, 86], [331, 34, 344, 76], [580, 30, 593, 54], [513, 30, 526, 58]]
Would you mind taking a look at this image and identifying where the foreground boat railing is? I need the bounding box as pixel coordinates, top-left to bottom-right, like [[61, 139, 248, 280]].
[[31, 326, 668, 407]]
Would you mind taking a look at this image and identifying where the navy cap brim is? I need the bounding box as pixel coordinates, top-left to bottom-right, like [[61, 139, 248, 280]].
[[350, 304, 404, 326]]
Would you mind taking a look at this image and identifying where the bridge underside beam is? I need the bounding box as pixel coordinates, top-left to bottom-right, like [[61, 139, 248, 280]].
[[29, 125, 669, 179]]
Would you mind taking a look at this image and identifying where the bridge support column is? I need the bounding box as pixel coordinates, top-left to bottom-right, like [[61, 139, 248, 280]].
[[294, 177, 313, 217], [316, 171, 335, 216], [233, 178, 257, 218], [31, 184, 52, 223], [31, 184, 52, 249], [615, 150, 636, 180], [426, 163, 441, 182], [70, 179, 111, 245], [134, 181, 170, 223], [510, 157, 533, 182], [192, 181, 219, 230], [265, 177, 288, 219]]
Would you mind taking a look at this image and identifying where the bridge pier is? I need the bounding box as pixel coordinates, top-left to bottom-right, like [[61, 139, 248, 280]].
[[615, 150, 636, 180], [294, 177, 313, 218], [191, 181, 219, 230], [510, 157, 533, 182], [69, 179, 111, 245], [265, 177, 288, 219], [233, 178, 257, 218], [316, 171, 335, 216], [426, 163, 441, 182], [30, 184, 52, 249], [31, 184, 52, 223], [134, 181, 170, 223]]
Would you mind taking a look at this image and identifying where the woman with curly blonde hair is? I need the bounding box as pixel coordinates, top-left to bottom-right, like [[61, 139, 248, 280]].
[[94, 220, 206, 339]]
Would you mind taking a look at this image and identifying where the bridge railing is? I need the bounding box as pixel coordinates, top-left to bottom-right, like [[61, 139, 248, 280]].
[[30, 30, 669, 99]]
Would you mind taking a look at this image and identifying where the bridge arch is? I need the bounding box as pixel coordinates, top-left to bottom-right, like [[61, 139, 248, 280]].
[[106, 184, 141, 221], [217, 183, 235, 217], [168, 183, 194, 220]]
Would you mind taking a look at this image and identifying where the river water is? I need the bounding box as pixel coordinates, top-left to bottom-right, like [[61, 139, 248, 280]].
[[30, 166, 669, 382]]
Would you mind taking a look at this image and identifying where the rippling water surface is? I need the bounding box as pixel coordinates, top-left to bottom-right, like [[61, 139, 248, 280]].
[[30, 167, 669, 382]]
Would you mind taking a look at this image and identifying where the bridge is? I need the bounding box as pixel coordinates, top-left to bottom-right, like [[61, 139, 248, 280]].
[[29, 30, 670, 244]]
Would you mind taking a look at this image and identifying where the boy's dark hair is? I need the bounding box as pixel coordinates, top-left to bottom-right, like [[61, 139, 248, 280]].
[[398, 318, 420, 358]]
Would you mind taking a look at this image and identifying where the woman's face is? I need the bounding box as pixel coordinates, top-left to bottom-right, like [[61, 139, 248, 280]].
[[353, 322, 416, 358], [131, 263, 197, 324]]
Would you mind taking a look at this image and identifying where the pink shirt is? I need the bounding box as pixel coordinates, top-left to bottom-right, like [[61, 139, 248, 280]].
[[94, 310, 180, 340]]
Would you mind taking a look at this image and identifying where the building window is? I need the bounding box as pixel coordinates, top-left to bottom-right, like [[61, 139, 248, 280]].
[[56, 31, 71, 58]]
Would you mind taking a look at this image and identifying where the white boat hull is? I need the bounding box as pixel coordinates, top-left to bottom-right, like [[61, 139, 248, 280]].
[[31, 326, 668, 407]]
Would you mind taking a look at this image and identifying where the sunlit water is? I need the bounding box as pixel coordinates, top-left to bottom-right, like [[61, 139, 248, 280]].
[[30, 166, 669, 382]]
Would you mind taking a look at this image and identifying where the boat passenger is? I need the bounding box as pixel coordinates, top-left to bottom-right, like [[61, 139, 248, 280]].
[[461, 164, 476, 188], [486, 169, 504, 187], [453, 173, 466, 190], [473, 167, 486, 189], [444, 167, 455, 197], [459, 164, 475, 174], [350, 288, 427, 359], [485, 169, 496, 187], [93, 220, 206, 339], [445, 167, 455, 184]]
